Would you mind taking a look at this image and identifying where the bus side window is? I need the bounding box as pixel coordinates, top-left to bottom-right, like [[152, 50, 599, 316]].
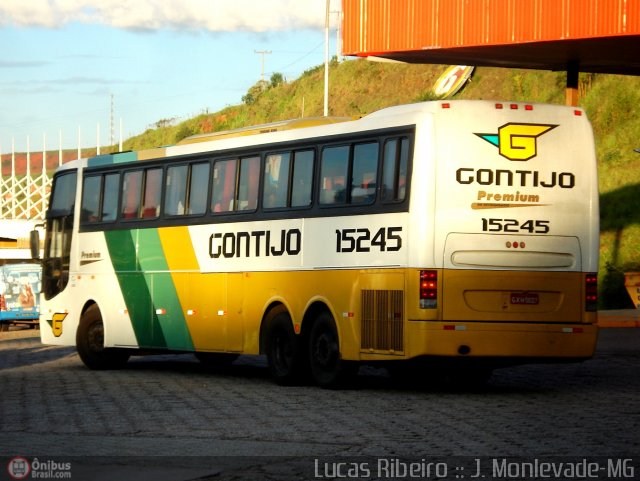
[[291, 150, 314, 207], [141, 168, 162, 219], [398, 138, 408, 200], [320, 145, 349, 205], [122, 170, 142, 219], [237, 156, 260, 211], [263, 153, 290, 209], [81, 176, 102, 222], [382, 137, 409, 203], [102, 173, 119, 222], [212, 159, 237, 213], [165, 165, 188, 216], [187, 162, 210, 215], [351, 142, 379, 204]]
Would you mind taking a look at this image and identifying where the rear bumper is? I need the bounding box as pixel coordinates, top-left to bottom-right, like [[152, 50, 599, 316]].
[[404, 320, 598, 360]]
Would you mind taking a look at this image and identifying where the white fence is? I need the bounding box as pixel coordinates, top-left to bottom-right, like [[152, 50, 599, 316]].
[[1, 152, 62, 221]]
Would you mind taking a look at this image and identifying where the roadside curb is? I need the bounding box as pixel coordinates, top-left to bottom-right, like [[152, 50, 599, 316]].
[[597, 310, 640, 328], [0, 329, 40, 341]]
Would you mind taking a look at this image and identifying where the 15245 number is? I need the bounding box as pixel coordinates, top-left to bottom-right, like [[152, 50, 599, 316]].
[[482, 218, 550, 234], [336, 227, 402, 253]]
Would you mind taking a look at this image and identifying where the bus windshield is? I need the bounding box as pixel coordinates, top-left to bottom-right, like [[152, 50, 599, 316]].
[[43, 170, 77, 300]]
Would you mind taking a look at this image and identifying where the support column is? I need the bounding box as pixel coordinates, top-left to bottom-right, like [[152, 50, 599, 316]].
[[566, 61, 580, 106]]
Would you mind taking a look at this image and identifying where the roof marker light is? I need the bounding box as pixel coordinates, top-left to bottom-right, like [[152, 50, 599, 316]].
[[574, 110, 583, 116], [441, 103, 451, 109], [525, 105, 533, 111], [510, 104, 518, 110], [495, 103, 504, 109], [506, 241, 526, 249]]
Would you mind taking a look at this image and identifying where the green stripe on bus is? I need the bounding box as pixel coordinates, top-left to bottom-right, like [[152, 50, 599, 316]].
[[135, 229, 194, 351], [104, 229, 167, 349]]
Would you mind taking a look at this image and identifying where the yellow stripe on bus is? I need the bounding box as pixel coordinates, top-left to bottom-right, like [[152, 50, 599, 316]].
[[157, 226, 222, 351]]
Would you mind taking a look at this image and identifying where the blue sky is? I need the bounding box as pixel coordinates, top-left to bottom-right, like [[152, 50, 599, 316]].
[[0, 0, 341, 153]]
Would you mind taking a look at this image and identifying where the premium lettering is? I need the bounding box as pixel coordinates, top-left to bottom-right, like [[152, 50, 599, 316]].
[[477, 190, 540, 202]]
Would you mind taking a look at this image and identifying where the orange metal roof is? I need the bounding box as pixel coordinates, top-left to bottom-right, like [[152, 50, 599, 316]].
[[342, 0, 640, 75]]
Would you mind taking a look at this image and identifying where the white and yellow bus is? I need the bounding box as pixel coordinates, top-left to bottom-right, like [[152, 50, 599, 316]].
[[32, 100, 599, 387]]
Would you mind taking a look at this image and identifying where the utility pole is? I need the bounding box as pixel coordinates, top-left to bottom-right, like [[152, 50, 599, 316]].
[[110, 93, 115, 148], [324, 0, 330, 116], [254, 49, 272, 85], [333, 10, 342, 61]]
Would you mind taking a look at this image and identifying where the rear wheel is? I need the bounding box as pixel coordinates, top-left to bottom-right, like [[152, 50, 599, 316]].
[[309, 312, 355, 389], [76, 305, 129, 370], [265, 306, 307, 385]]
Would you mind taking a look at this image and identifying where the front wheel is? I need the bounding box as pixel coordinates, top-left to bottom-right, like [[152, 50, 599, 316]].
[[309, 312, 355, 389], [76, 305, 129, 370]]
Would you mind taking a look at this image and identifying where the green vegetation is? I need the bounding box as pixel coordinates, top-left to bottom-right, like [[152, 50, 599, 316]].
[[119, 59, 640, 308]]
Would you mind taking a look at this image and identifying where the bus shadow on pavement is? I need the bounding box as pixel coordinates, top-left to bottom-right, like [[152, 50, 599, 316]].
[[125, 353, 272, 382], [117, 353, 549, 394], [0, 343, 77, 371]]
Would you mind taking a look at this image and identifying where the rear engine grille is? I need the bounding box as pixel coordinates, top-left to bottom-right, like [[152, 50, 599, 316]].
[[361, 289, 404, 352]]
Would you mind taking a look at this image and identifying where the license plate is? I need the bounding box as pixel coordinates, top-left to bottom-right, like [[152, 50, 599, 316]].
[[510, 292, 539, 305]]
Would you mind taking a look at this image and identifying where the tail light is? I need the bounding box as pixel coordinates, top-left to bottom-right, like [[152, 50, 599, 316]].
[[419, 270, 438, 309], [0, 295, 6, 311], [585, 273, 598, 312]]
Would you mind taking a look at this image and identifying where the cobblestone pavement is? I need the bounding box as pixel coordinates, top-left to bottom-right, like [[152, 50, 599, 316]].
[[0, 326, 638, 480]]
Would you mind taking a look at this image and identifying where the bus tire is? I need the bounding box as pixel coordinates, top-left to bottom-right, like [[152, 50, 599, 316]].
[[76, 305, 129, 370], [309, 312, 355, 389], [265, 306, 306, 385]]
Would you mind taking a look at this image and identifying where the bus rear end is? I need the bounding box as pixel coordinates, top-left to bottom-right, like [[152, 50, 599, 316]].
[[423, 101, 599, 362]]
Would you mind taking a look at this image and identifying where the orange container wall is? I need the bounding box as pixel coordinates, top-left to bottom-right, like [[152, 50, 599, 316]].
[[342, 0, 640, 55]]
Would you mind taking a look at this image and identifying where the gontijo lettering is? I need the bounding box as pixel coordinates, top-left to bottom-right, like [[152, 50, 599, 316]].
[[456, 168, 575, 188], [209, 228, 301, 258]]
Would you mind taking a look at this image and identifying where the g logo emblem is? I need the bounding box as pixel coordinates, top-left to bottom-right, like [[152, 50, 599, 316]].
[[48, 312, 67, 337], [476, 123, 557, 161]]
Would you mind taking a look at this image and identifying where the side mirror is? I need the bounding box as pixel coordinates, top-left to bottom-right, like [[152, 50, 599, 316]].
[[30, 230, 40, 260]]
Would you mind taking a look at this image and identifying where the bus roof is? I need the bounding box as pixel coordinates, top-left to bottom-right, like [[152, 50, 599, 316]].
[[75, 100, 586, 170], [176, 116, 355, 146]]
